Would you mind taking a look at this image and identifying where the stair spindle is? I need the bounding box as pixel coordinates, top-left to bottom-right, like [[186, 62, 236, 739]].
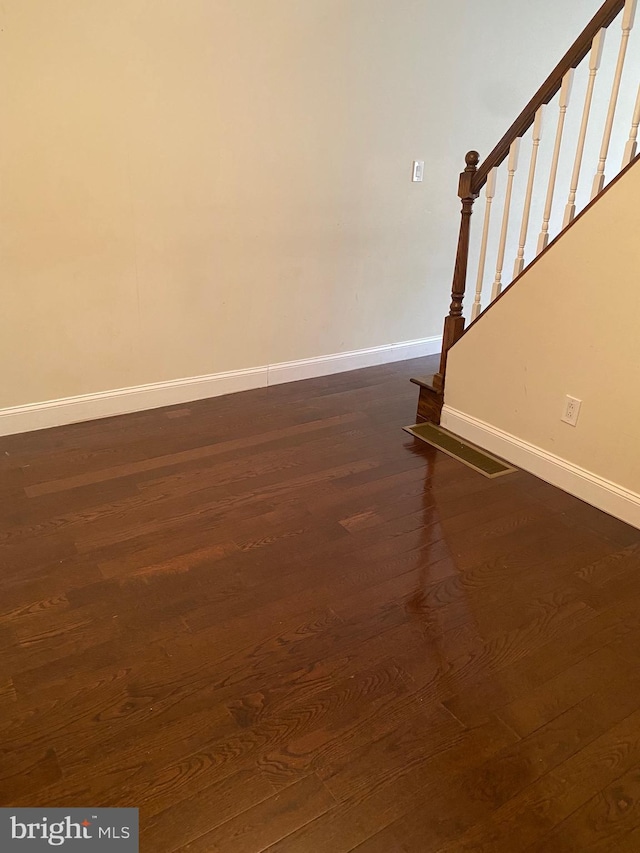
[[471, 168, 498, 321], [491, 139, 520, 302], [564, 29, 607, 227], [537, 71, 574, 255], [591, 0, 637, 198], [622, 82, 640, 166], [513, 108, 545, 279]]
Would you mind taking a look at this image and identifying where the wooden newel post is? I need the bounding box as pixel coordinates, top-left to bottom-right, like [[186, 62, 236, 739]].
[[432, 150, 480, 392]]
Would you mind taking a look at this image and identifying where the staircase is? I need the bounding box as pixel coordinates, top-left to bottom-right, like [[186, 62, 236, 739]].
[[413, 0, 640, 425]]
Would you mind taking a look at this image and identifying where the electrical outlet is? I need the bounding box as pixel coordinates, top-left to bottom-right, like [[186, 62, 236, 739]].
[[561, 395, 582, 426], [412, 160, 424, 182]]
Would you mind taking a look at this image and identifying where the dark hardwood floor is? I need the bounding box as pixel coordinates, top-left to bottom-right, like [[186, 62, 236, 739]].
[[2, 355, 640, 851]]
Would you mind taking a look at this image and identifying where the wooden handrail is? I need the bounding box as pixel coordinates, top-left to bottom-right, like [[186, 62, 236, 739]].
[[471, 0, 625, 194]]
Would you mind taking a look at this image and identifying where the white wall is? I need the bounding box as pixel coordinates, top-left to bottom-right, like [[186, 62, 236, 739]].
[[443, 159, 640, 528], [0, 0, 603, 414]]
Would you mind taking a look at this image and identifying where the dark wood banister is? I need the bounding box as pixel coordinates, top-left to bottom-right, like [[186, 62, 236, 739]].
[[429, 0, 625, 397], [473, 0, 625, 194]]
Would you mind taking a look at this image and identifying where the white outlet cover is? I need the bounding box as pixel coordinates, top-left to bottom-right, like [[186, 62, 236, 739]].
[[561, 395, 582, 426]]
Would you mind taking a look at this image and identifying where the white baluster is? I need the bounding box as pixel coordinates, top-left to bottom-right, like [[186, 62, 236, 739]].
[[513, 107, 544, 279], [471, 168, 498, 320], [622, 82, 640, 167], [537, 70, 574, 255], [564, 29, 606, 227], [491, 139, 520, 302], [591, 0, 638, 199]]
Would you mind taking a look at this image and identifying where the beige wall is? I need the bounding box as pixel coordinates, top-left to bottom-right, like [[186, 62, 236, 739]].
[[1, 0, 602, 408], [446, 159, 640, 497]]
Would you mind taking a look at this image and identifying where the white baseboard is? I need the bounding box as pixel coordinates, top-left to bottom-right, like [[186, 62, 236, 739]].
[[267, 336, 440, 385], [0, 336, 440, 437], [441, 405, 640, 530]]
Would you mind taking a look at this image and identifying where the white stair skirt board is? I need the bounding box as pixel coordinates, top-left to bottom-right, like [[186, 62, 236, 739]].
[[441, 405, 640, 531], [0, 336, 441, 437]]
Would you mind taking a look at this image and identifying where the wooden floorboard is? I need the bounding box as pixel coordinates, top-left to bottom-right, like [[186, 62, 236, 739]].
[[2, 354, 640, 851]]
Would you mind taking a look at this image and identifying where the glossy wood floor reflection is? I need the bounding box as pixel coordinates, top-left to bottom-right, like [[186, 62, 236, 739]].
[[2, 356, 640, 852]]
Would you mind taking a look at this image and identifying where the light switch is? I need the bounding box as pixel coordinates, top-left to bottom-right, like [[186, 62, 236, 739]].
[[412, 160, 424, 182]]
